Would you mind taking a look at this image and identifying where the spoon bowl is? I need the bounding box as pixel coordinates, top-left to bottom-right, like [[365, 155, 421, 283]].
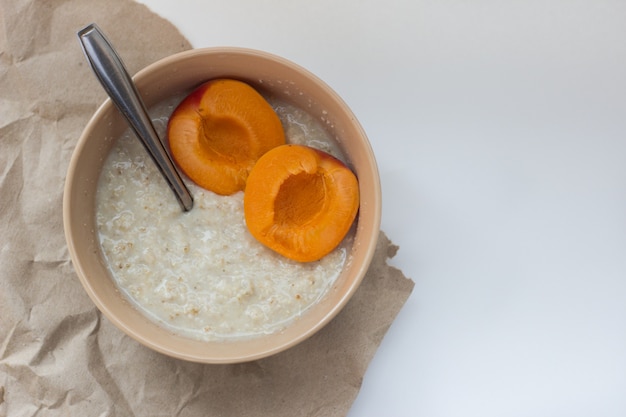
[[64, 46, 381, 363]]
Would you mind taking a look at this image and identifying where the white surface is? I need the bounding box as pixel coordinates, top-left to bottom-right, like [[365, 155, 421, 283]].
[[135, 1, 626, 415]]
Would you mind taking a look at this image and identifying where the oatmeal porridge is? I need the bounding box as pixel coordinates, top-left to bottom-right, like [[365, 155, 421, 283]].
[[96, 93, 355, 341]]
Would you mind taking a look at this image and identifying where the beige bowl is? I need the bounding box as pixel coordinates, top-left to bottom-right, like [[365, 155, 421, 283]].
[[64, 47, 381, 364]]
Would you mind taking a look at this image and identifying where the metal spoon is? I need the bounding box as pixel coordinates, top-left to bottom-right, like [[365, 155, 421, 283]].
[[77, 23, 193, 212]]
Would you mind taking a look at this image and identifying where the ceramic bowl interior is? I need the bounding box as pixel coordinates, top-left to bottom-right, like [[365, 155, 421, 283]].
[[64, 47, 381, 364]]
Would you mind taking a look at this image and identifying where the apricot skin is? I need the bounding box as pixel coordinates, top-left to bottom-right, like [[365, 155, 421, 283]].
[[167, 79, 285, 195], [244, 144, 359, 262]]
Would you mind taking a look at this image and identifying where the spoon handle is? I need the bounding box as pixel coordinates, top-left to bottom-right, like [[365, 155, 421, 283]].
[[77, 23, 193, 212]]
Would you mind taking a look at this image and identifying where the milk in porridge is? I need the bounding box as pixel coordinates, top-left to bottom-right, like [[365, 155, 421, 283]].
[[96, 93, 354, 341]]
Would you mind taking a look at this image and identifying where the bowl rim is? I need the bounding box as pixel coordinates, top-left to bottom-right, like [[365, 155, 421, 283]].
[[63, 46, 382, 363]]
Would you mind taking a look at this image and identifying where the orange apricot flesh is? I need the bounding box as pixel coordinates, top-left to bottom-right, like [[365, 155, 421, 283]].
[[167, 79, 285, 195], [244, 144, 360, 262]]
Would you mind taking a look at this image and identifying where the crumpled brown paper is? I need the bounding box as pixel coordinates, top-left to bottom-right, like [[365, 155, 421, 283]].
[[0, 0, 414, 415]]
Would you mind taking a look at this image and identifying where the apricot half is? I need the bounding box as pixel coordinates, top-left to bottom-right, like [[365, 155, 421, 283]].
[[244, 144, 359, 262], [167, 79, 285, 195]]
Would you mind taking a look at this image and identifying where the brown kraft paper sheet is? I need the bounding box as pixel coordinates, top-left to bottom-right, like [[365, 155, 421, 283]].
[[0, 0, 415, 415]]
